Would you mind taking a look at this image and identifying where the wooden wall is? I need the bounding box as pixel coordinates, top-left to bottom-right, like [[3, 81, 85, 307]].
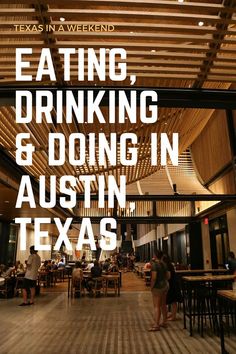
[[191, 110, 236, 194]]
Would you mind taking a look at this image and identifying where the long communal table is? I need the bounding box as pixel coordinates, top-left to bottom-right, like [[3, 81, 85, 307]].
[[176, 269, 228, 275], [68, 271, 122, 298]]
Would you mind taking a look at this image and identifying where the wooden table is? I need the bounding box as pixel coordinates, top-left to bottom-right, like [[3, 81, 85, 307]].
[[102, 274, 120, 296], [182, 275, 235, 336], [177, 269, 228, 275], [182, 275, 235, 282], [218, 290, 236, 354]]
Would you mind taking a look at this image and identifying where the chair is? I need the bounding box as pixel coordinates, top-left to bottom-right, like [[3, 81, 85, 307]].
[[14, 276, 25, 296], [144, 270, 151, 286], [103, 274, 120, 296], [92, 277, 104, 297], [38, 271, 49, 287], [50, 270, 58, 286], [71, 277, 85, 298], [0, 277, 14, 298], [57, 268, 65, 282]]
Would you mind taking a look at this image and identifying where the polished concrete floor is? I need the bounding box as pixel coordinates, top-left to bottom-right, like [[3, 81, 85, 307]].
[[1, 290, 236, 354]]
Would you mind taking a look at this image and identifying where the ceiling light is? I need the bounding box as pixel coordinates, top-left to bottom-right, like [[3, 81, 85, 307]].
[[198, 21, 204, 26], [151, 49, 156, 53], [130, 31, 134, 34], [178, 0, 184, 3], [60, 17, 65, 22]]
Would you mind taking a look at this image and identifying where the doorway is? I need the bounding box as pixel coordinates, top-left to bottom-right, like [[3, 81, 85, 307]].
[[209, 215, 229, 269]]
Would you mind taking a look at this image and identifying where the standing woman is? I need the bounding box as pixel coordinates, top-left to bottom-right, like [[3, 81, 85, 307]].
[[149, 250, 170, 331], [163, 254, 182, 321]]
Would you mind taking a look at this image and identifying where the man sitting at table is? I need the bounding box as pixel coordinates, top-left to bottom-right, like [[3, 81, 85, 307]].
[[87, 261, 102, 295], [86, 260, 95, 271], [72, 261, 84, 297], [108, 261, 119, 273]]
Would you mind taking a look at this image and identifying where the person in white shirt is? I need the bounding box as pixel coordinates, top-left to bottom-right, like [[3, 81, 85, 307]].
[[19, 246, 41, 306], [86, 260, 95, 271]]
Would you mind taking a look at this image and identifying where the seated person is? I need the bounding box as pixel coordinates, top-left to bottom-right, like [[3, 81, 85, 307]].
[[58, 258, 65, 268], [72, 261, 84, 295], [72, 261, 83, 283], [228, 251, 236, 274], [102, 259, 110, 272], [87, 261, 102, 293], [0, 264, 15, 296], [15, 261, 25, 275], [86, 260, 95, 271], [91, 261, 102, 278], [108, 261, 119, 273], [51, 261, 58, 270], [40, 260, 50, 272], [144, 261, 152, 270], [0, 264, 14, 278]]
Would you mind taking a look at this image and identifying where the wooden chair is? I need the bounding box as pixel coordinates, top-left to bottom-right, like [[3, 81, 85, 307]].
[[38, 271, 49, 287], [14, 276, 24, 296], [92, 277, 104, 297], [0, 277, 13, 298], [71, 277, 85, 298], [57, 268, 65, 282], [144, 270, 151, 286], [103, 274, 120, 296]]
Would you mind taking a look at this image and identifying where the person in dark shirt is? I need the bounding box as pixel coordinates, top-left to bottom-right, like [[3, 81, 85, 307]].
[[228, 251, 236, 274], [102, 259, 110, 273], [87, 261, 102, 294], [91, 261, 102, 278], [162, 254, 182, 321], [149, 250, 170, 331]]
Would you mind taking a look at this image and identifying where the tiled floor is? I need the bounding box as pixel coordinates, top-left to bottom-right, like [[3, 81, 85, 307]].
[[1, 289, 236, 354]]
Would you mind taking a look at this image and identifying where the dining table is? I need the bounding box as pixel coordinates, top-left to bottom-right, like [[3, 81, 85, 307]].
[[218, 289, 236, 354], [182, 274, 235, 336]]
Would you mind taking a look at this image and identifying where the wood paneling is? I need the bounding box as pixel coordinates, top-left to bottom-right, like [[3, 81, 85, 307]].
[[209, 170, 236, 194], [191, 110, 232, 183]]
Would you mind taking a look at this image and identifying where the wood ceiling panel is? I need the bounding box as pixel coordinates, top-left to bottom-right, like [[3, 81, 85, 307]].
[[0, 0, 235, 195]]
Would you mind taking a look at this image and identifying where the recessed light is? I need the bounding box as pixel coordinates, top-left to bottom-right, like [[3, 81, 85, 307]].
[[151, 49, 156, 53], [60, 17, 65, 22], [198, 21, 204, 26], [130, 31, 134, 34], [178, 0, 184, 3]]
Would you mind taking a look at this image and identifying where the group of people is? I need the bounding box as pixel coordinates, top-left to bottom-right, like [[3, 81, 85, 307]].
[[149, 250, 182, 332], [39, 258, 65, 272], [72, 258, 119, 296], [0, 260, 25, 279], [149, 250, 236, 331]]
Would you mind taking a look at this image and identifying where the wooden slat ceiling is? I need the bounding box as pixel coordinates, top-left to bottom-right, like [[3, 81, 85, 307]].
[[0, 0, 235, 196]]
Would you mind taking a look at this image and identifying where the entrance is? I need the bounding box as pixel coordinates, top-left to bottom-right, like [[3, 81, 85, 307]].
[[209, 215, 229, 269]]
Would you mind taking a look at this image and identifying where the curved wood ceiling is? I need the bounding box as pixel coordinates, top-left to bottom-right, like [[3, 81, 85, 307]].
[[0, 0, 235, 194]]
